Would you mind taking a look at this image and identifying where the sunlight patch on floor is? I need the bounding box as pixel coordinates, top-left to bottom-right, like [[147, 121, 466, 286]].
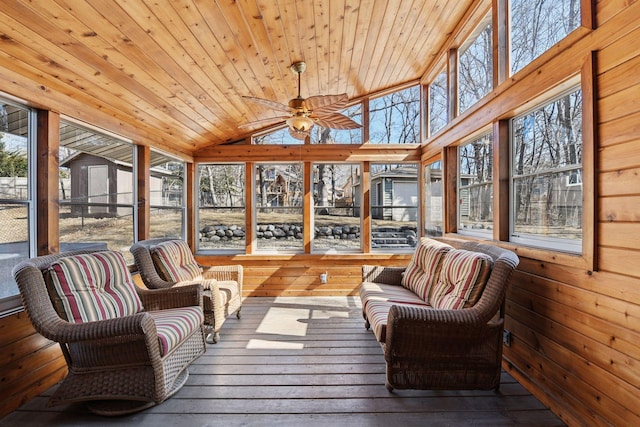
[[245, 339, 304, 350], [256, 307, 309, 336]]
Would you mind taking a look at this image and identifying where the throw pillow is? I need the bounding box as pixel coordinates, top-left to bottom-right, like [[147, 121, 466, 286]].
[[430, 249, 493, 309]]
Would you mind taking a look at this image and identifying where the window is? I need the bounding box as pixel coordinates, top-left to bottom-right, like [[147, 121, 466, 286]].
[[59, 121, 135, 262], [510, 0, 581, 74], [369, 86, 420, 144], [458, 16, 493, 114], [253, 126, 302, 145], [423, 160, 443, 237], [0, 101, 34, 310], [149, 151, 185, 239], [312, 163, 361, 252], [310, 103, 362, 144], [198, 164, 246, 252], [511, 87, 582, 252], [428, 69, 448, 136], [459, 133, 493, 236], [255, 163, 304, 252], [370, 163, 419, 251]]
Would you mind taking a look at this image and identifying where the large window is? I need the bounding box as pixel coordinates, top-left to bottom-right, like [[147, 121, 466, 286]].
[[312, 163, 361, 252], [369, 86, 420, 144], [458, 16, 493, 114], [149, 151, 185, 239], [198, 164, 246, 251], [459, 133, 493, 237], [424, 160, 443, 237], [255, 163, 304, 252], [428, 69, 448, 136], [510, 0, 581, 74], [59, 121, 135, 262], [370, 163, 419, 250], [511, 87, 582, 252], [0, 102, 34, 307], [253, 126, 302, 145]]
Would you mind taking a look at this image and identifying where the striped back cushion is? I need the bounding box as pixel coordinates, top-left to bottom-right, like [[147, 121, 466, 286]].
[[47, 251, 143, 323], [430, 249, 493, 310], [401, 238, 452, 301], [151, 240, 202, 282]]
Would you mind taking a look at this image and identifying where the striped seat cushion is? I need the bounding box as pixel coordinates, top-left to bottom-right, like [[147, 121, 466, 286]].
[[47, 251, 143, 323], [148, 306, 204, 356], [360, 282, 428, 343], [151, 240, 202, 282], [430, 249, 493, 310], [400, 238, 452, 302]]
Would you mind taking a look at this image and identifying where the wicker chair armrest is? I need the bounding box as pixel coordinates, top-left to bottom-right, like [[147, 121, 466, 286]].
[[361, 265, 405, 285], [202, 264, 243, 293], [384, 304, 503, 361], [130, 242, 176, 289], [46, 311, 155, 344], [137, 284, 203, 311]]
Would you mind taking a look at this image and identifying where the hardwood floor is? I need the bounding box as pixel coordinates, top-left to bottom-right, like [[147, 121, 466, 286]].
[[0, 297, 564, 426]]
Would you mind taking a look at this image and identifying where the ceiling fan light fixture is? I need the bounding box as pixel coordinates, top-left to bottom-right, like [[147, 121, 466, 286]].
[[286, 115, 314, 133]]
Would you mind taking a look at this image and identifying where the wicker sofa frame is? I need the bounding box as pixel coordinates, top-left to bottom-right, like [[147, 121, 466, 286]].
[[360, 237, 519, 392], [131, 238, 243, 343], [12, 249, 207, 416]]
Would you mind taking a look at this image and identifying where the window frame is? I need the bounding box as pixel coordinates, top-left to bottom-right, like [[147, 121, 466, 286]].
[[58, 119, 137, 262], [196, 162, 247, 254], [252, 161, 305, 254], [458, 14, 493, 115], [508, 85, 583, 254], [368, 85, 422, 145], [310, 161, 363, 253], [0, 101, 36, 316], [457, 132, 494, 239], [369, 162, 420, 253], [148, 150, 186, 241]]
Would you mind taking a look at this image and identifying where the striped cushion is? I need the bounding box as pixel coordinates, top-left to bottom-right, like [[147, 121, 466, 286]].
[[400, 238, 452, 301], [148, 306, 204, 356], [47, 251, 143, 323], [430, 249, 493, 310], [360, 282, 428, 342], [151, 240, 202, 282]]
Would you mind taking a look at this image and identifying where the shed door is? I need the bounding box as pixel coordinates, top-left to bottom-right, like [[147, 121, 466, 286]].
[[88, 165, 108, 214]]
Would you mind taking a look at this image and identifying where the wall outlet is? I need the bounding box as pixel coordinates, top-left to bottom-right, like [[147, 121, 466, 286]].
[[503, 329, 512, 347], [320, 272, 328, 284]]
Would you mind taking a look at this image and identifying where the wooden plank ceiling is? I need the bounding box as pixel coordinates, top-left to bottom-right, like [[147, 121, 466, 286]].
[[0, 0, 474, 156]]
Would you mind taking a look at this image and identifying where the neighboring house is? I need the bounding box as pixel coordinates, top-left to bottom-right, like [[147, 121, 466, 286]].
[[353, 165, 419, 221]]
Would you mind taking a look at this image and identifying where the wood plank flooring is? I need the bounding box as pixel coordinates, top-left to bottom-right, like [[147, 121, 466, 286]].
[[0, 297, 565, 426]]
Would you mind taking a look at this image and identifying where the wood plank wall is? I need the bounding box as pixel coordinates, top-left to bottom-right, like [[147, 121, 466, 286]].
[[0, 312, 67, 416], [500, 1, 640, 426]]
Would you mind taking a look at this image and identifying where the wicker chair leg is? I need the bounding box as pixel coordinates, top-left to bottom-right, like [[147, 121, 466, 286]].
[[385, 382, 394, 393], [364, 319, 370, 330], [236, 308, 241, 319]]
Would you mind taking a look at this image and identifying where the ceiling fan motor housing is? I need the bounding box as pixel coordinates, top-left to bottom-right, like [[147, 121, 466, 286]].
[[288, 97, 307, 112]]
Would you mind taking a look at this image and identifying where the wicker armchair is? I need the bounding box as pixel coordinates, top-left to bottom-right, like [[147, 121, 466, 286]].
[[12, 249, 206, 416], [361, 237, 519, 392], [131, 238, 243, 344]]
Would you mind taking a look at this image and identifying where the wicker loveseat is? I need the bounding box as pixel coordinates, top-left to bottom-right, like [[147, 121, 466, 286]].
[[360, 237, 519, 392], [131, 238, 243, 344], [12, 249, 206, 416]]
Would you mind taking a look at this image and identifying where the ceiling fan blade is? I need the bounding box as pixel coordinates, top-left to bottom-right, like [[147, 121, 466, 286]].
[[304, 94, 349, 113], [242, 96, 291, 113], [238, 115, 288, 129], [288, 127, 310, 141], [312, 112, 362, 130]]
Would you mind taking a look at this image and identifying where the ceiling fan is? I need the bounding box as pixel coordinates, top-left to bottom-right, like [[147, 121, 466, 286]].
[[239, 61, 361, 140]]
